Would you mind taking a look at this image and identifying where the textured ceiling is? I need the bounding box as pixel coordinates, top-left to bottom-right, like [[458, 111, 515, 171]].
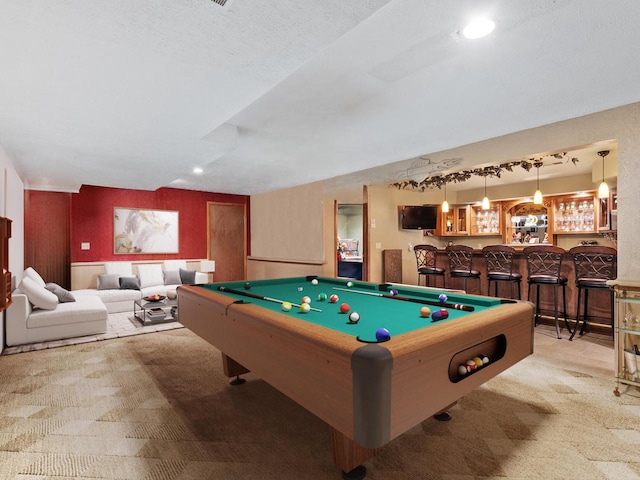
[[1, 0, 639, 195]]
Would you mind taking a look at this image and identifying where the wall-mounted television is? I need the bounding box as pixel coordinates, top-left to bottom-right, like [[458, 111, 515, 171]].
[[399, 205, 438, 230]]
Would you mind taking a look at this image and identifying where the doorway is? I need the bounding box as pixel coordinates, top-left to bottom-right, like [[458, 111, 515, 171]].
[[207, 202, 247, 282], [337, 203, 364, 280]]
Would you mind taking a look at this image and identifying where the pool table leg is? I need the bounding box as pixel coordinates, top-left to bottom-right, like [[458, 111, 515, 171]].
[[330, 427, 381, 479], [221, 353, 250, 385]]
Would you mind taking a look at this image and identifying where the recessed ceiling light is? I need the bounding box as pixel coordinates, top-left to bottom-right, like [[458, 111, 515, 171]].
[[462, 17, 495, 39], [193, 167, 203, 174]]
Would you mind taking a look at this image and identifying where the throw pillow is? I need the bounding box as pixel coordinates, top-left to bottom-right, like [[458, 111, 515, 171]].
[[19, 276, 59, 310], [180, 268, 196, 284], [137, 264, 165, 288], [119, 276, 141, 290], [104, 261, 134, 277], [163, 269, 182, 285], [45, 282, 76, 303], [97, 273, 120, 290], [23, 266, 46, 287]]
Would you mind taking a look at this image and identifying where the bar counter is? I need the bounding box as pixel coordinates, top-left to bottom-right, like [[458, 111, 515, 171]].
[[434, 245, 614, 334]]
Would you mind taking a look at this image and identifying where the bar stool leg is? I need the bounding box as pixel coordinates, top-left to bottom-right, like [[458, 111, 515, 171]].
[[553, 285, 561, 339], [570, 286, 581, 341]]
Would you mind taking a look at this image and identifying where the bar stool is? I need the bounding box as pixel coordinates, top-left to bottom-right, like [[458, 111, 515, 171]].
[[482, 245, 521, 299], [524, 245, 570, 339], [413, 244, 445, 287], [445, 245, 480, 293], [568, 245, 617, 341]]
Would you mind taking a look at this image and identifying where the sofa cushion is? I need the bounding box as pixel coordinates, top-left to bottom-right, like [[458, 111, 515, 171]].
[[163, 269, 181, 285], [119, 276, 141, 290], [104, 261, 133, 277], [45, 283, 76, 303], [98, 273, 121, 290], [74, 288, 141, 303], [180, 268, 196, 284], [19, 276, 59, 310], [24, 266, 46, 287], [138, 264, 164, 288], [26, 295, 107, 329]]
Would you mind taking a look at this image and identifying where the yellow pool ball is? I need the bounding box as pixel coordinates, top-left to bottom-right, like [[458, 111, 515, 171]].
[[281, 302, 292, 312], [420, 306, 431, 317], [300, 303, 311, 313]]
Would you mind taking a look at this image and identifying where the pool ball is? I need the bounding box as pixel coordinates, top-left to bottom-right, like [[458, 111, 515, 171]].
[[465, 359, 477, 371], [346, 281, 354, 288], [481, 355, 490, 365], [299, 303, 311, 313], [420, 306, 431, 317], [438, 308, 449, 319], [348, 312, 360, 324], [317, 292, 328, 301], [390, 289, 399, 296], [329, 294, 339, 303], [311, 279, 319, 285], [472, 357, 483, 367], [281, 301, 292, 312], [375, 328, 390, 341], [301, 296, 311, 304], [339, 303, 350, 314], [431, 310, 444, 321], [244, 282, 251, 290], [438, 293, 448, 302], [458, 364, 470, 375]]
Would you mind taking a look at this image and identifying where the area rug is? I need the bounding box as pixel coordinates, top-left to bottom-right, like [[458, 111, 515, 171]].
[[0, 327, 639, 479], [2, 311, 183, 355]]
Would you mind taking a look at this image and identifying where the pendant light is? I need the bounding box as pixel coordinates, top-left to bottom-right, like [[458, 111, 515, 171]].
[[481, 176, 490, 210], [441, 183, 449, 213], [597, 150, 610, 199], [533, 160, 543, 205]]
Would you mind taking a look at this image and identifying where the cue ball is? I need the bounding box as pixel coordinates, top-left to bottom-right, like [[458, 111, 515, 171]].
[[348, 312, 360, 323], [244, 282, 251, 290], [329, 294, 339, 303], [390, 289, 398, 296], [481, 355, 490, 365], [375, 328, 390, 341], [439, 293, 448, 302], [346, 281, 353, 287], [339, 303, 350, 313], [420, 306, 431, 317], [318, 292, 328, 301], [311, 279, 319, 285], [458, 364, 470, 376], [299, 303, 311, 313], [302, 296, 311, 304], [281, 302, 292, 312]]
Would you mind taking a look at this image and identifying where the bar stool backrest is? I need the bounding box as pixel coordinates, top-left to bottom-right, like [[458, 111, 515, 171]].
[[413, 244, 438, 271], [523, 245, 566, 278], [569, 246, 617, 281], [482, 245, 516, 275], [446, 244, 474, 273]]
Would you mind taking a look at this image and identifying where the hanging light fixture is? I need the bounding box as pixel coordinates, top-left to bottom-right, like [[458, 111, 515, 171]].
[[597, 150, 610, 199], [481, 176, 490, 210], [442, 183, 449, 213], [533, 160, 543, 205]]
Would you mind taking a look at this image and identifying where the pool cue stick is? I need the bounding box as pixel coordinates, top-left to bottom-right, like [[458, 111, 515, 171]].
[[331, 287, 474, 312], [218, 286, 322, 312]]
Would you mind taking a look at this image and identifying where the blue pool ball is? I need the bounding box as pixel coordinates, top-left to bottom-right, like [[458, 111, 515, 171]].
[[390, 289, 399, 296], [431, 310, 444, 321], [438, 293, 447, 302], [375, 328, 390, 342]]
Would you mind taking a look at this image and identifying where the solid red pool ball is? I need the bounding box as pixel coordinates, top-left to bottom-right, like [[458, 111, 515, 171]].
[[329, 294, 339, 303], [438, 308, 449, 319], [339, 303, 350, 314]]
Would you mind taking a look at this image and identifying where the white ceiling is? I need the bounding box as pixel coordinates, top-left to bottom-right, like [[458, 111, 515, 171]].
[[1, 0, 638, 195]]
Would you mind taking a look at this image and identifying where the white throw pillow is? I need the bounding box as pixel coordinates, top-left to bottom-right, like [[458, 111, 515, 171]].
[[23, 266, 46, 287], [137, 264, 165, 288], [163, 260, 187, 271], [104, 261, 133, 277], [19, 276, 59, 310]]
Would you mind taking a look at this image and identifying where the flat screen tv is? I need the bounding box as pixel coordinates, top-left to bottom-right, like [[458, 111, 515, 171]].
[[400, 205, 438, 230]]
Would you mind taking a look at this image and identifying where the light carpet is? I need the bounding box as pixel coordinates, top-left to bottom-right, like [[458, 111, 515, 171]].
[[0, 325, 639, 479]]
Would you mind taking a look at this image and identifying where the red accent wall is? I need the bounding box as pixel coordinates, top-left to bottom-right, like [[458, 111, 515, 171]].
[[70, 185, 249, 262]]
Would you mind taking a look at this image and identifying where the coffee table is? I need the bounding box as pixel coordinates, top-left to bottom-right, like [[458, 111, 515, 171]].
[[133, 297, 178, 325]]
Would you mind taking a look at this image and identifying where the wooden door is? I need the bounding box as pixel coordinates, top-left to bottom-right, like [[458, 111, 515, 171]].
[[208, 202, 246, 282]]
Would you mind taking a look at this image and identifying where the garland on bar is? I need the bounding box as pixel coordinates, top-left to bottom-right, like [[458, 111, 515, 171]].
[[390, 153, 578, 191]]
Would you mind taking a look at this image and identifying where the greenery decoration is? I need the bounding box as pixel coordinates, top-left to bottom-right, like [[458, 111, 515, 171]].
[[391, 153, 578, 191]]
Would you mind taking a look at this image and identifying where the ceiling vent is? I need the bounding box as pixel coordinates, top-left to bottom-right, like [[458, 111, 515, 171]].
[[210, 0, 234, 6]]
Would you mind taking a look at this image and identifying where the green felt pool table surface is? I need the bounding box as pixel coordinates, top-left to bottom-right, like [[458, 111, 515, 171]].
[[197, 276, 504, 342]]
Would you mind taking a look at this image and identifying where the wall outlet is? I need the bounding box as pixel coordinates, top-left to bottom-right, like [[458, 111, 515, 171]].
[[408, 243, 413, 251], [375, 242, 382, 249], [370, 218, 376, 228], [81, 242, 90, 250]]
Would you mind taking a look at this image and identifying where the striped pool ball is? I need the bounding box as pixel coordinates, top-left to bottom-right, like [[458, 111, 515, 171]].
[[438, 293, 448, 302], [317, 292, 328, 301], [301, 296, 312, 304], [329, 294, 339, 303], [299, 303, 311, 313], [390, 289, 399, 296]]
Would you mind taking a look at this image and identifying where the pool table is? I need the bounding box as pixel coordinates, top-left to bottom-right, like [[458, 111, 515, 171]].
[[178, 276, 534, 479]]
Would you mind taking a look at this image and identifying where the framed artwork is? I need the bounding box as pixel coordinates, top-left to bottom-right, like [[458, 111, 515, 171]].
[[114, 208, 179, 254]]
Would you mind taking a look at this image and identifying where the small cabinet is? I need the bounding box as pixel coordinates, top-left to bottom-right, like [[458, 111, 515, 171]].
[[470, 204, 501, 236], [552, 194, 596, 234], [504, 201, 550, 244], [442, 205, 469, 236], [612, 282, 640, 396]]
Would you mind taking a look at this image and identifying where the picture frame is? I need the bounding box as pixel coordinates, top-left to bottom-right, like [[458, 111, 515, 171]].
[[114, 208, 179, 254]]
